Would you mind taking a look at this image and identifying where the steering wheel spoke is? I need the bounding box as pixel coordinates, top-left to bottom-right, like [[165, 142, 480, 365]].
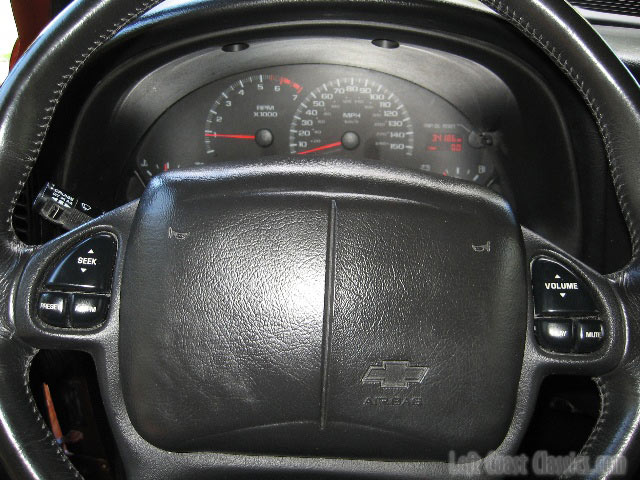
[[522, 227, 625, 377], [12, 201, 137, 351]]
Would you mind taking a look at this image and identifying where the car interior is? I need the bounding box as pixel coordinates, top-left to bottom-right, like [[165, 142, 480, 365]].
[[2, 0, 640, 478]]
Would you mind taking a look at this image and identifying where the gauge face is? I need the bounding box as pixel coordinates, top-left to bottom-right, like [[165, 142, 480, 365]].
[[204, 74, 303, 160], [289, 77, 414, 161], [137, 157, 184, 180], [417, 123, 494, 184]]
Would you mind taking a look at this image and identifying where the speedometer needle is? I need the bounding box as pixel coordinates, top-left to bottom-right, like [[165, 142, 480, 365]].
[[297, 141, 342, 155], [204, 133, 255, 139]]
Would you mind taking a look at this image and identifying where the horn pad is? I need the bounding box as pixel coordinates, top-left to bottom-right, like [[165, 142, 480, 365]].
[[119, 160, 526, 460]]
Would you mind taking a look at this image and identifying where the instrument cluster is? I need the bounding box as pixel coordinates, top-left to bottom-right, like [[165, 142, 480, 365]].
[[128, 64, 499, 197]]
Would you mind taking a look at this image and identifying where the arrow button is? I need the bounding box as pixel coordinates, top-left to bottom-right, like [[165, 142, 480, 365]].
[[531, 257, 597, 315], [46, 234, 117, 292]]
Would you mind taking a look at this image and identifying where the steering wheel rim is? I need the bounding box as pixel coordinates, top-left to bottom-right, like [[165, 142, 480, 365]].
[[1, 0, 639, 478]]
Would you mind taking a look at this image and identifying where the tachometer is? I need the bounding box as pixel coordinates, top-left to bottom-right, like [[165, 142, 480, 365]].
[[289, 77, 414, 161], [204, 74, 303, 160]]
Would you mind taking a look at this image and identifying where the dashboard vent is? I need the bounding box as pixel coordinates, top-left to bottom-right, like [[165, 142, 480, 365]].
[[12, 177, 52, 245], [571, 1, 640, 16], [13, 188, 33, 243]]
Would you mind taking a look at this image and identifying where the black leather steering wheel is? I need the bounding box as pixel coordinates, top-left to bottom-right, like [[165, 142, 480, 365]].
[[1, 0, 640, 478]]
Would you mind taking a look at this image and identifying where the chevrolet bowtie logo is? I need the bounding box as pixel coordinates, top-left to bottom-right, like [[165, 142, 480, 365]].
[[361, 361, 429, 389]]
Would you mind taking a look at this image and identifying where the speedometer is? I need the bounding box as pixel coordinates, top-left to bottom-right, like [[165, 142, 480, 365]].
[[289, 77, 414, 161]]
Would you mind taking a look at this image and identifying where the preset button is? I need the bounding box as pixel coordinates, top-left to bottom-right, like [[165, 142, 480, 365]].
[[38, 292, 68, 327]]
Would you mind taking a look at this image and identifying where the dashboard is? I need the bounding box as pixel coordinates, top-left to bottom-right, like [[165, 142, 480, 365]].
[[23, 12, 628, 273], [63, 35, 519, 206], [131, 64, 496, 192]]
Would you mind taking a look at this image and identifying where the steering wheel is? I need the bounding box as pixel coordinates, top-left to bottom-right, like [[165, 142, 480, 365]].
[[1, 0, 639, 478]]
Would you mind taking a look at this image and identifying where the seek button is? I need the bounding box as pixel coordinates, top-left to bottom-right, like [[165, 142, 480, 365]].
[[46, 234, 116, 292]]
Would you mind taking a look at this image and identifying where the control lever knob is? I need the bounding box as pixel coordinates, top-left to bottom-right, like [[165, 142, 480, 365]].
[[33, 182, 98, 230]]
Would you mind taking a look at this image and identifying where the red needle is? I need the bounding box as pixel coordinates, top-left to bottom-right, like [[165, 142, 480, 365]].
[[204, 133, 256, 139], [297, 141, 342, 155]]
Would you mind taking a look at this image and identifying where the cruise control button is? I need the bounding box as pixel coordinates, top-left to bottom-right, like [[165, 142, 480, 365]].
[[38, 293, 68, 327], [46, 234, 116, 292], [70, 294, 107, 328], [531, 257, 596, 315], [575, 320, 605, 353], [535, 318, 574, 353]]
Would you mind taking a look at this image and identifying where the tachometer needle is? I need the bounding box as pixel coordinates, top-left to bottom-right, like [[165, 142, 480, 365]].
[[204, 133, 256, 139], [297, 141, 342, 155]]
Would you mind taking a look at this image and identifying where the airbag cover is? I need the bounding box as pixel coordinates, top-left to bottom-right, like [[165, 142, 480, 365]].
[[119, 161, 526, 460]]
